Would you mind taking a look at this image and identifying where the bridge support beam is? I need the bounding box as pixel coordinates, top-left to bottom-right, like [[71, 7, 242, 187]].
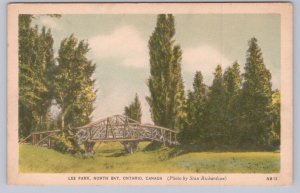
[[84, 141, 95, 155], [121, 141, 139, 154]]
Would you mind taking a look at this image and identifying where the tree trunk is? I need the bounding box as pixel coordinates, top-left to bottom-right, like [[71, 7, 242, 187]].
[[61, 112, 65, 131], [121, 141, 139, 154], [84, 142, 95, 155]]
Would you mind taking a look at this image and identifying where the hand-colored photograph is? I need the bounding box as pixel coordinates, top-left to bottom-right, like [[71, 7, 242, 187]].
[[18, 13, 281, 173]]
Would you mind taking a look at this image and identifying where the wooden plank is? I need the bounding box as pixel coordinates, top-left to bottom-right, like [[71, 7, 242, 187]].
[[88, 138, 142, 142], [105, 118, 109, 138], [19, 134, 32, 143], [31, 129, 61, 135], [108, 117, 116, 139], [48, 137, 51, 148], [36, 133, 55, 145]]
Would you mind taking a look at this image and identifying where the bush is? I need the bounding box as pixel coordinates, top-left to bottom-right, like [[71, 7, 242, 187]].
[[268, 130, 280, 149], [143, 141, 163, 151], [52, 130, 84, 154]]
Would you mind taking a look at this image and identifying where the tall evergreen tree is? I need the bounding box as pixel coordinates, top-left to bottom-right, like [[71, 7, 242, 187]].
[[124, 94, 142, 123], [204, 65, 226, 146], [180, 71, 206, 144], [223, 62, 242, 146], [240, 37, 273, 147], [146, 14, 186, 131]]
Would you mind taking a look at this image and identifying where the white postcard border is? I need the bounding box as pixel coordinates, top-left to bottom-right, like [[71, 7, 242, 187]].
[[7, 3, 293, 186]]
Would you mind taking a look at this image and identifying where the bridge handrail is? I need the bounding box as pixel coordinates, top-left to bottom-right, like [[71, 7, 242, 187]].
[[74, 114, 140, 129], [31, 129, 61, 135], [136, 124, 178, 133], [72, 114, 178, 133], [74, 122, 178, 133]]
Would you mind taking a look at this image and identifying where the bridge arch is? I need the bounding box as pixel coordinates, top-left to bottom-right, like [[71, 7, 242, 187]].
[[21, 115, 178, 154], [75, 115, 178, 154]]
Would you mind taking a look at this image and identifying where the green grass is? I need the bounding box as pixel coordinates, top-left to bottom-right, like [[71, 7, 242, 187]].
[[19, 142, 280, 173]]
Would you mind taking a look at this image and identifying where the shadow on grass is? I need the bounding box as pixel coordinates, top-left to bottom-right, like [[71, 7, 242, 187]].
[[167, 144, 280, 158], [143, 141, 163, 152], [106, 151, 128, 157], [94, 142, 280, 160]]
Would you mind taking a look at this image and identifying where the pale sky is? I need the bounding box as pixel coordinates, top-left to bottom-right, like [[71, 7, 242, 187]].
[[33, 14, 280, 123]]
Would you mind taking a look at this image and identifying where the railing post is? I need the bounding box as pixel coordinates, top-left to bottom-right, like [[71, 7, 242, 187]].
[[161, 129, 165, 146], [48, 136, 51, 148]]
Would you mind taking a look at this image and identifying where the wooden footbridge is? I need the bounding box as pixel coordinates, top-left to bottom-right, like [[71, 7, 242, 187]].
[[21, 115, 178, 154]]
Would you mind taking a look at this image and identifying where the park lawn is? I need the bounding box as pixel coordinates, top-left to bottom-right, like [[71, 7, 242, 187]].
[[19, 142, 280, 173]]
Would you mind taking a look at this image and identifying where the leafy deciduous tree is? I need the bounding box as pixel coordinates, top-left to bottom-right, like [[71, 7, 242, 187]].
[[52, 34, 96, 154], [19, 15, 55, 138], [269, 90, 280, 147], [55, 34, 96, 130]]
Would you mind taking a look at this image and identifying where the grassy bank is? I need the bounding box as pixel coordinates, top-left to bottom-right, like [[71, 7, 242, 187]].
[[19, 142, 280, 173]]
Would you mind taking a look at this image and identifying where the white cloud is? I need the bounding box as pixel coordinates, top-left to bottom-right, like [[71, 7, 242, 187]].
[[92, 87, 153, 123], [182, 45, 233, 82], [39, 16, 61, 30], [89, 26, 148, 68]]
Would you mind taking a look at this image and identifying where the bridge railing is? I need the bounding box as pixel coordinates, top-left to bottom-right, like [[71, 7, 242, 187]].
[[20, 129, 61, 148], [20, 115, 179, 150], [74, 118, 178, 145]]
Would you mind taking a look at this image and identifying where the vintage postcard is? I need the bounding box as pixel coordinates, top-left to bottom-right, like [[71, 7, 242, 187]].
[[7, 3, 293, 186]]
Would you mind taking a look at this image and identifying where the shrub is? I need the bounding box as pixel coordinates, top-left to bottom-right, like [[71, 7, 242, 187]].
[[52, 130, 84, 154]]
